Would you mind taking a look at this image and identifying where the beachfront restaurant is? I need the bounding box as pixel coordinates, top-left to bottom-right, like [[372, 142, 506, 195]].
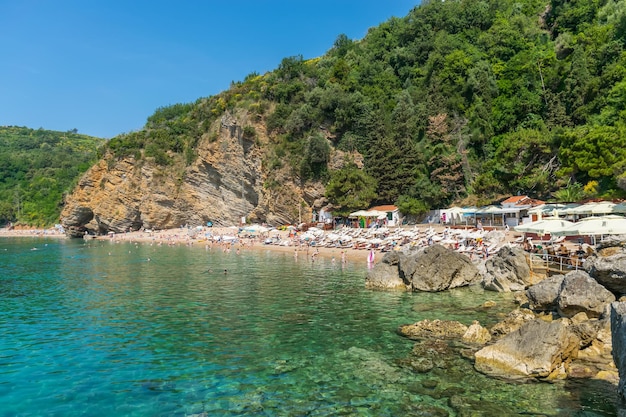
[[369, 205, 401, 227], [436, 196, 544, 228]]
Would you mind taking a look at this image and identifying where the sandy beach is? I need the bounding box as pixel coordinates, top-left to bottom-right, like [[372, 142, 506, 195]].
[[0, 223, 528, 266]]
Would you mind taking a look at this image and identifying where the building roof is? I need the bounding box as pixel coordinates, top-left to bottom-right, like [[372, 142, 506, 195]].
[[501, 195, 530, 205], [501, 195, 545, 207], [370, 205, 398, 212]]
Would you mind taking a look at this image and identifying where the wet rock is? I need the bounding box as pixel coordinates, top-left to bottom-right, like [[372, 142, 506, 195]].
[[398, 319, 468, 340], [557, 270, 615, 318], [409, 357, 434, 373], [475, 319, 579, 379], [462, 321, 492, 345], [336, 346, 402, 384], [481, 246, 532, 292]]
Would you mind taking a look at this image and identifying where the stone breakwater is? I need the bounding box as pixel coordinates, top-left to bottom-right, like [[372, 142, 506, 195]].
[[367, 241, 626, 408]]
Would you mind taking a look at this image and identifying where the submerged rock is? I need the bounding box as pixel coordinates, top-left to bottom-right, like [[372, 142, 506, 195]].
[[398, 319, 468, 340], [475, 319, 579, 379]]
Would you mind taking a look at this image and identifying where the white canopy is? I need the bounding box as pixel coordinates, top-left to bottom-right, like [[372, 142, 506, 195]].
[[552, 215, 626, 236], [514, 217, 575, 235], [349, 210, 387, 218]]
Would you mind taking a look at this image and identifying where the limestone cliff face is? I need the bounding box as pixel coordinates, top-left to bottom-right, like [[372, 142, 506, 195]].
[[61, 114, 325, 237]]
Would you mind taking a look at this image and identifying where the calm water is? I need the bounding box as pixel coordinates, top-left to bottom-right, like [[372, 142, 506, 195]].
[[0, 238, 617, 416]]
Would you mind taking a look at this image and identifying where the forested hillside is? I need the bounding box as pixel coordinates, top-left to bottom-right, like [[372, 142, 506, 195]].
[[0, 127, 105, 226], [104, 0, 626, 216]]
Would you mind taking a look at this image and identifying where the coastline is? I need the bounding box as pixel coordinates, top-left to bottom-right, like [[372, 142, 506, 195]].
[[0, 223, 528, 265], [0, 226, 373, 263]]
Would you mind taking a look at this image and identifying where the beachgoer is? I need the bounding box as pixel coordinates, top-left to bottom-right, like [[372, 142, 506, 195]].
[[367, 249, 375, 264]]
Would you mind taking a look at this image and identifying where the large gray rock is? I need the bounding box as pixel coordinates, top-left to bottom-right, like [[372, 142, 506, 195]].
[[482, 246, 532, 292], [557, 270, 615, 318], [403, 244, 481, 292], [585, 248, 626, 296], [526, 274, 566, 311], [475, 319, 579, 379], [364, 259, 407, 290], [365, 245, 481, 292], [611, 302, 626, 411]]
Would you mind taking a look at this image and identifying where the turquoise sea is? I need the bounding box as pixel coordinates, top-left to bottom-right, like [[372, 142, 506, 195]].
[[0, 237, 617, 416]]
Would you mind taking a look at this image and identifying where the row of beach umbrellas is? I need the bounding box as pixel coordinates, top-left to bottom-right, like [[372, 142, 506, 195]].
[[514, 215, 626, 237]]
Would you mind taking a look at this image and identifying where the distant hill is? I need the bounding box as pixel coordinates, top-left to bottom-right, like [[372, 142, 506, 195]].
[[0, 126, 105, 226], [61, 0, 626, 235]]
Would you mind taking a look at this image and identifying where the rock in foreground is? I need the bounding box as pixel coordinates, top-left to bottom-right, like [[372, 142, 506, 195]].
[[474, 319, 579, 379], [611, 302, 626, 412]]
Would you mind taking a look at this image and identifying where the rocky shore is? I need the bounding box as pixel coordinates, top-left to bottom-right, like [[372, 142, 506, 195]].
[[367, 239, 626, 412]]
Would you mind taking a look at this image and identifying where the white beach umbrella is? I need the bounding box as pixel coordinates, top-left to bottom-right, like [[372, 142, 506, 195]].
[[611, 202, 626, 214], [553, 215, 626, 236], [514, 217, 574, 235], [590, 201, 616, 215]]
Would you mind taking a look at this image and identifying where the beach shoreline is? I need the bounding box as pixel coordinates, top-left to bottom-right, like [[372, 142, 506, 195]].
[[0, 223, 528, 265]]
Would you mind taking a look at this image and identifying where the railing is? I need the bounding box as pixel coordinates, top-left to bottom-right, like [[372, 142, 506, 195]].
[[526, 251, 584, 275]]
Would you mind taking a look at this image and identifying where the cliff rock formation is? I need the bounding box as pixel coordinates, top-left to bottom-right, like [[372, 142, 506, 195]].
[[61, 113, 329, 237]]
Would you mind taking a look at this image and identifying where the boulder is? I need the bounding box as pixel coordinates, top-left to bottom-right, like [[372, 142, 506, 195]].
[[398, 319, 468, 340], [490, 308, 536, 338], [556, 270, 615, 318], [481, 246, 532, 292], [365, 245, 481, 292], [403, 244, 481, 292], [585, 249, 626, 296], [364, 259, 407, 290], [475, 319, 579, 379], [462, 321, 492, 345], [526, 274, 566, 311], [611, 302, 626, 410]]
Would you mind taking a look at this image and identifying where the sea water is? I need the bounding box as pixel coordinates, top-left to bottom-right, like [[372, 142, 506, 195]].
[[0, 237, 617, 416]]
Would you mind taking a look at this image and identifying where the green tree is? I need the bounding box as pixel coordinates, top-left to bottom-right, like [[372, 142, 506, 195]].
[[325, 162, 378, 217]]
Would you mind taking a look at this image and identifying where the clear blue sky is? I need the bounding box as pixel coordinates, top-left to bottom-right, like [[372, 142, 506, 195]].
[[0, 1, 418, 138]]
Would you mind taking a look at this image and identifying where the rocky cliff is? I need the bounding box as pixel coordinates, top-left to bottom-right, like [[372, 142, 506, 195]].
[[61, 112, 329, 237]]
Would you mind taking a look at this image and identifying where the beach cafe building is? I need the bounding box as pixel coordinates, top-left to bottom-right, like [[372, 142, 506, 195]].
[[348, 205, 401, 228], [440, 196, 544, 228], [370, 205, 401, 227]]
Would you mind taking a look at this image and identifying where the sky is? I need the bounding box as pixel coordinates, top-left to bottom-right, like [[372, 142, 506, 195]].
[[0, 1, 418, 138]]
